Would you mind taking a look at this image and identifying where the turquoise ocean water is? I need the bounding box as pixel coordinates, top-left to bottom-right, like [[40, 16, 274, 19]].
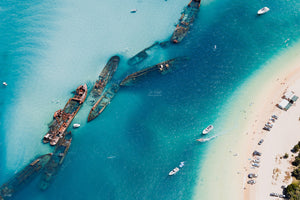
[[0, 0, 299, 199]]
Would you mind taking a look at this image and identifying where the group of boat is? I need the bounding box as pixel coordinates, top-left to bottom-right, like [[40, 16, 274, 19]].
[[1, 0, 273, 197], [0, 2, 204, 195], [0, 55, 121, 199], [196, 125, 214, 142]]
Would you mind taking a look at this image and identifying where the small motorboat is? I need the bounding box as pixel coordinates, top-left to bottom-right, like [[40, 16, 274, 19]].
[[3, 82, 8, 86], [169, 167, 179, 176], [202, 125, 213, 135], [257, 7, 270, 15], [130, 9, 137, 13], [73, 123, 80, 128]]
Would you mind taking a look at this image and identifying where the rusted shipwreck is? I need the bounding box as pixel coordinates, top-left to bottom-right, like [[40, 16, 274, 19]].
[[43, 84, 87, 146], [171, 0, 201, 43]]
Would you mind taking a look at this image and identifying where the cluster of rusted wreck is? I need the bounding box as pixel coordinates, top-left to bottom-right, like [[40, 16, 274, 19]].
[[0, 0, 202, 199]]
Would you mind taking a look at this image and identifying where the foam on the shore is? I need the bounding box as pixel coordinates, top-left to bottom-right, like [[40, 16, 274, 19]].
[[192, 40, 300, 200]]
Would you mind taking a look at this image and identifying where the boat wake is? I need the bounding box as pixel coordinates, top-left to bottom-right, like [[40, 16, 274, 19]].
[[196, 135, 217, 143]]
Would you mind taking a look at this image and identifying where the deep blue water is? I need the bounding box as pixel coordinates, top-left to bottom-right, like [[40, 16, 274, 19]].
[[0, 0, 299, 200]]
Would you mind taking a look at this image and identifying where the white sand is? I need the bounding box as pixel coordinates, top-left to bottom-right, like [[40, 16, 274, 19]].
[[193, 41, 300, 200], [246, 67, 300, 199]]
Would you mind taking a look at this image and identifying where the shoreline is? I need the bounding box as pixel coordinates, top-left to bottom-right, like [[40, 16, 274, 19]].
[[193, 40, 300, 200], [244, 57, 300, 199]]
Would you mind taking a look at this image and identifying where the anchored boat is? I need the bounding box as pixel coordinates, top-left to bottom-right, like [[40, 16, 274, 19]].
[[171, 0, 201, 43], [40, 132, 72, 190], [202, 125, 213, 135], [169, 167, 180, 176], [257, 7, 269, 15], [0, 154, 52, 199], [87, 84, 119, 122], [43, 84, 87, 146], [73, 123, 80, 128]]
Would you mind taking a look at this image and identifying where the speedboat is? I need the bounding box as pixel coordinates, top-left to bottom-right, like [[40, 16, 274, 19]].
[[2, 82, 7, 86], [73, 123, 80, 128], [202, 125, 213, 134], [257, 7, 270, 15], [169, 167, 179, 176], [130, 9, 137, 13]]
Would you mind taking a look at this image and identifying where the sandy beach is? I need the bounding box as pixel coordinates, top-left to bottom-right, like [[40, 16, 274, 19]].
[[193, 41, 300, 200], [244, 61, 300, 198]]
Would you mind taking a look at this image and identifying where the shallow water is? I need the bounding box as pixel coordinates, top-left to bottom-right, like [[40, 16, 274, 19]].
[[0, 0, 299, 199]]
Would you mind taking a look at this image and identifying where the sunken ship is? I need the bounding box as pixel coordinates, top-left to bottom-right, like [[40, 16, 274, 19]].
[[40, 132, 72, 190], [0, 154, 52, 200], [90, 56, 120, 99], [127, 42, 158, 66], [43, 84, 87, 146], [87, 84, 119, 122], [120, 58, 179, 86], [87, 56, 120, 122], [171, 0, 201, 43]]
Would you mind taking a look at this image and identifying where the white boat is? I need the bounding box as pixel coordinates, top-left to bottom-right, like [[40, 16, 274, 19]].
[[3, 82, 8, 86], [130, 9, 137, 13], [257, 7, 270, 15], [202, 125, 213, 134], [169, 167, 179, 176], [73, 123, 80, 128]]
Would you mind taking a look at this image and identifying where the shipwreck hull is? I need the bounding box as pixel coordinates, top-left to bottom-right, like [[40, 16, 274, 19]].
[[127, 42, 158, 66], [88, 84, 119, 122], [171, 0, 201, 43], [40, 132, 72, 190], [43, 84, 87, 146], [120, 57, 185, 86], [91, 56, 120, 98], [0, 154, 52, 199]]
